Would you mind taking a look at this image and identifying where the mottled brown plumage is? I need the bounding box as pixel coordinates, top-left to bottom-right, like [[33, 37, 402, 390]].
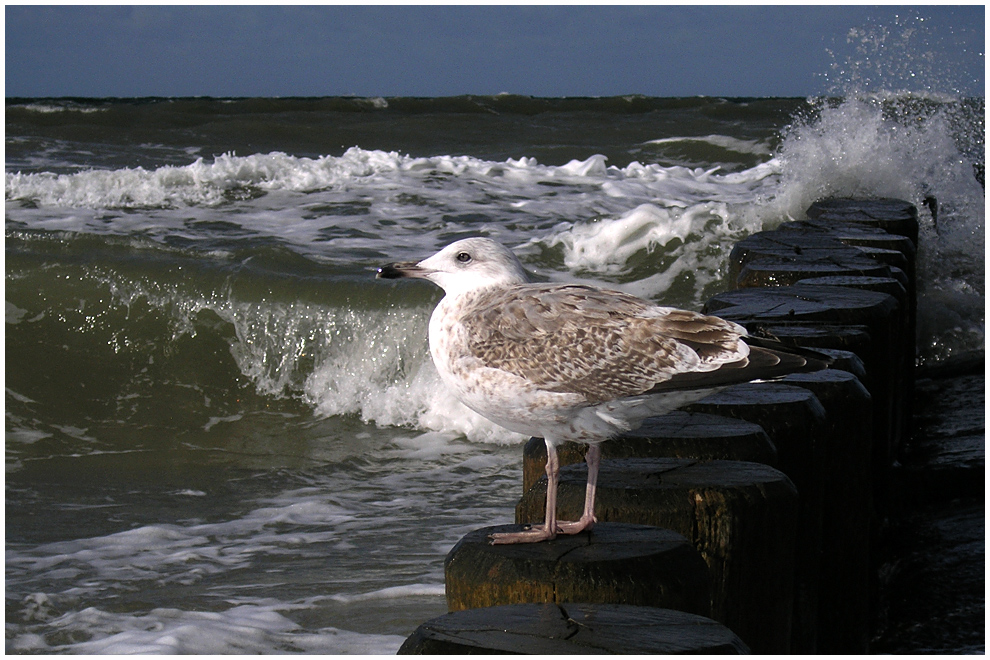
[[458, 283, 748, 403]]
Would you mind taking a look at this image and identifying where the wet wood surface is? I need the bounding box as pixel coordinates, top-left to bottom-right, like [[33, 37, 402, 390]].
[[686, 382, 827, 653], [516, 458, 798, 654], [703, 284, 905, 507], [445, 522, 711, 616], [805, 197, 920, 244], [521, 411, 777, 493], [780, 369, 874, 653], [398, 602, 750, 654]]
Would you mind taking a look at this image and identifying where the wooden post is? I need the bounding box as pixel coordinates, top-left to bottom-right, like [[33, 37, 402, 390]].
[[445, 523, 711, 616], [797, 274, 914, 468], [781, 369, 873, 653], [810, 347, 868, 381], [517, 458, 799, 654], [521, 411, 777, 493], [780, 218, 917, 351], [778, 218, 916, 271], [728, 227, 896, 289], [738, 256, 892, 289], [804, 221, 917, 319], [702, 284, 902, 509], [398, 602, 750, 654], [805, 197, 919, 245], [686, 383, 827, 654]]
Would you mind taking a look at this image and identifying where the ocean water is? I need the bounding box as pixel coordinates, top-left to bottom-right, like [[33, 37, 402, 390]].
[[5, 88, 984, 653]]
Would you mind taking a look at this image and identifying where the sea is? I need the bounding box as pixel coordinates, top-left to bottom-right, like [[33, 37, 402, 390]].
[[5, 78, 985, 654]]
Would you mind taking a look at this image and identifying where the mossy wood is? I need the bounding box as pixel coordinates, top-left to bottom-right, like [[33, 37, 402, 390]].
[[445, 522, 711, 617], [685, 382, 826, 653], [516, 457, 798, 654]]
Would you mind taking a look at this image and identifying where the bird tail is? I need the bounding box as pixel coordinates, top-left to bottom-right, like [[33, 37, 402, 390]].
[[741, 330, 834, 374]]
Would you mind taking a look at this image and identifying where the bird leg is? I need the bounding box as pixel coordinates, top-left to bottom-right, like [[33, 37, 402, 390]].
[[489, 441, 600, 544], [489, 439, 562, 544], [557, 443, 599, 535]]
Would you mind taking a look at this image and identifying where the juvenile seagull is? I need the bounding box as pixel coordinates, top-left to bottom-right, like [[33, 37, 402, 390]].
[[378, 237, 823, 544]]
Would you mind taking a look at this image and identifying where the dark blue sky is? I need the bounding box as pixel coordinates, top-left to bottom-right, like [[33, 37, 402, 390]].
[[5, 5, 985, 98]]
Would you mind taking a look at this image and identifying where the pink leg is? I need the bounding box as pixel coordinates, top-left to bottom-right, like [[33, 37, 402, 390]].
[[557, 443, 599, 535], [489, 439, 561, 544]]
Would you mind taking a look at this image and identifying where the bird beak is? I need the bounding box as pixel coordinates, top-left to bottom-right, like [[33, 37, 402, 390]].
[[376, 261, 429, 280]]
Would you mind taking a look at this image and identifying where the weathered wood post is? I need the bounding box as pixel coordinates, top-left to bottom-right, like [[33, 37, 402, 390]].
[[398, 602, 750, 654], [521, 410, 777, 493], [797, 274, 913, 472], [517, 458, 799, 654], [702, 284, 902, 509], [686, 383, 828, 654], [805, 197, 920, 244], [445, 523, 712, 616], [781, 369, 873, 653]]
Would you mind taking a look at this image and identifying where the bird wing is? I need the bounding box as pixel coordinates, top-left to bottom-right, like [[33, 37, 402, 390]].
[[457, 284, 752, 403]]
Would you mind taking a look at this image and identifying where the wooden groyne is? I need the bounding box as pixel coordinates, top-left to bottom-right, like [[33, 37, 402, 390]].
[[399, 197, 920, 655]]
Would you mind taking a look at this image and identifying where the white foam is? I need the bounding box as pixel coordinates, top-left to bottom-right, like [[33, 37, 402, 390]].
[[327, 583, 447, 604], [5, 149, 773, 237], [5, 492, 360, 595], [203, 414, 243, 432], [771, 95, 984, 360], [5, 148, 552, 211], [7, 602, 406, 654], [6, 301, 30, 324], [544, 202, 712, 273], [5, 427, 52, 445], [12, 102, 106, 114], [174, 489, 208, 497], [644, 134, 773, 156], [5, 443, 521, 652]]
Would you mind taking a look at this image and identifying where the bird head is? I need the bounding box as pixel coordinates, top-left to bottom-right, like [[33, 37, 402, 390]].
[[377, 237, 529, 296]]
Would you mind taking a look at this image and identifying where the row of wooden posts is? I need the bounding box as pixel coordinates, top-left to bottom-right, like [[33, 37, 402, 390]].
[[399, 198, 920, 654]]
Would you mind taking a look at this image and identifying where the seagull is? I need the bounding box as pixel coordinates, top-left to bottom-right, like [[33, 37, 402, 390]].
[[378, 237, 824, 544]]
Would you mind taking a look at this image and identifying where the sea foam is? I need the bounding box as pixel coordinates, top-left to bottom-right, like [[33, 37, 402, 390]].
[[644, 134, 773, 156], [770, 94, 984, 361], [7, 602, 407, 654]]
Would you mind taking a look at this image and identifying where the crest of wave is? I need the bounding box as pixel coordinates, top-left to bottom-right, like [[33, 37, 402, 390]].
[[773, 10, 985, 360], [4, 147, 574, 210], [297, 306, 523, 445], [770, 94, 984, 360], [535, 197, 769, 309], [4, 149, 414, 208], [219, 297, 523, 444], [102, 275, 523, 444]]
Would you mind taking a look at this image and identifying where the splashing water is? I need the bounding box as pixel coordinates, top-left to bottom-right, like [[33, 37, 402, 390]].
[[822, 10, 984, 100], [767, 9, 985, 363]]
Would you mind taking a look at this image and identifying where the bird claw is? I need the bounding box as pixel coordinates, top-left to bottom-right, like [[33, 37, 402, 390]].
[[556, 515, 596, 535], [488, 524, 557, 545], [488, 516, 596, 545]]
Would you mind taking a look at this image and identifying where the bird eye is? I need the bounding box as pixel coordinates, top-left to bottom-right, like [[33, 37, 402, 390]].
[[456, 252, 472, 263]]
